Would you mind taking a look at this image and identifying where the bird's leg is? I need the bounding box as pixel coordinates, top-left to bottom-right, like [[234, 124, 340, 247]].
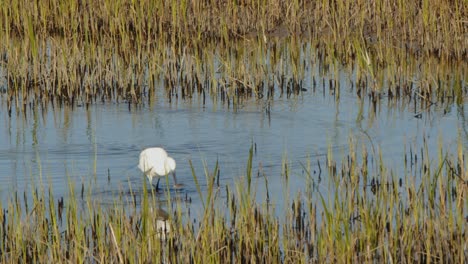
[[155, 178, 161, 192]]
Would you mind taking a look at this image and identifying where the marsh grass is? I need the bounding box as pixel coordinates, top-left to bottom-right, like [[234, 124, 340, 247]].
[[0, 138, 466, 262], [2, 37, 466, 121], [0, 0, 466, 113]]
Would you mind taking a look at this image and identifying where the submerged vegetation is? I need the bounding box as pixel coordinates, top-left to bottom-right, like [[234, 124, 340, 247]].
[[0, 139, 466, 262], [0, 0, 466, 111]]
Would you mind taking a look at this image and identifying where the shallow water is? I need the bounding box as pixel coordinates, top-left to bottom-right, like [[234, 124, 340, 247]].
[[0, 52, 466, 218]]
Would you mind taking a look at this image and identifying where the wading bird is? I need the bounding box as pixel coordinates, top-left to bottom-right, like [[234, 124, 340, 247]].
[[138, 147, 180, 191]]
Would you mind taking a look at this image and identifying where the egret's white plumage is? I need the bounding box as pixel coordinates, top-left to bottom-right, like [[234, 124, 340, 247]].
[[138, 147, 178, 189]]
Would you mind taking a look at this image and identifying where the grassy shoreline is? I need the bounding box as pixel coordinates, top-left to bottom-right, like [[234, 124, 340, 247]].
[[0, 0, 466, 109], [1, 37, 466, 114], [1, 0, 466, 58]]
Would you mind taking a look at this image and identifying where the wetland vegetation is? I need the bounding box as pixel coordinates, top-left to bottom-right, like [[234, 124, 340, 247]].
[[1, 0, 466, 108], [0, 0, 467, 263], [0, 140, 466, 262]]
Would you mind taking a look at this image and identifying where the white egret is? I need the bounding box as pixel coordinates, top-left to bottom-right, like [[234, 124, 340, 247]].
[[138, 147, 180, 191]]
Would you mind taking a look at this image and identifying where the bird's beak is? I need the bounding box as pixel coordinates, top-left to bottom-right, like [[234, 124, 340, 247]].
[[172, 171, 184, 189], [172, 171, 177, 184]]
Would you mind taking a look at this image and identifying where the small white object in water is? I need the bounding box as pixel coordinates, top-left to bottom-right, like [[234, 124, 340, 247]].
[[154, 208, 171, 239], [138, 147, 178, 190], [156, 219, 171, 239]]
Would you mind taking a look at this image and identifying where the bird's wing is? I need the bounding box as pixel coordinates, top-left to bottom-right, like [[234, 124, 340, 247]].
[[138, 148, 169, 176], [138, 150, 150, 173]]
